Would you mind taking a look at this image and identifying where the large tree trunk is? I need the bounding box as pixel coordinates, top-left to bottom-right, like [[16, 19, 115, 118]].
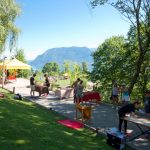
[[129, 1, 145, 94], [128, 52, 145, 95]]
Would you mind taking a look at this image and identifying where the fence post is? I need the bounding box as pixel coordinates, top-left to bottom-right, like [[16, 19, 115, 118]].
[[13, 87, 15, 94]]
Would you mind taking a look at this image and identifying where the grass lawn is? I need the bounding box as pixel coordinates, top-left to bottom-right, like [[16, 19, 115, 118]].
[[0, 88, 129, 150], [55, 79, 70, 87]]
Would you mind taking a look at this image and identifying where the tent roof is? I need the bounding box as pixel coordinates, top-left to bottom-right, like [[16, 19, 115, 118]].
[[0, 58, 31, 70]]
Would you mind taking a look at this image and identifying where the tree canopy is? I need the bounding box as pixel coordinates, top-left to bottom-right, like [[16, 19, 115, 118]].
[[42, 62, 59, 76], [0, 0, 21, 54], [14, 48, 30, 78], [90, 0, 150, 95], [14, 48, 26, 63]]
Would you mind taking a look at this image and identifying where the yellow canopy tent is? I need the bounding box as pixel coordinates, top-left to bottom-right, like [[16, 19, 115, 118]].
[[0, 58, 31, 86], [0, 58, 31, 70]]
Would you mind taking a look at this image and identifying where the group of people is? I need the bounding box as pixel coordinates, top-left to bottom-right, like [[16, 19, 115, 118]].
[[111, 82, 130, 108], [30, 75, 150, 136], [112, 85, 141, 135], [72, 78, 84, 103], [71, 79, 143, 135], [30, 73, 50, 96], [111, 82, 150, 135]]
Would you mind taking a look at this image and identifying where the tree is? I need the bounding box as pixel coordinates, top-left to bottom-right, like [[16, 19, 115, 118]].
[[126, 24, 150, 98], [73, 63, 82, 78], [63, 61, 69, 73], [14, 48, 26, 63], [82, 62, 88, 73], [91, 36, 127, 98], [90, 0, 150, 94], [14, 48, 30, 78], [0, 0, 21, 54], [42, 62, 59, 76]]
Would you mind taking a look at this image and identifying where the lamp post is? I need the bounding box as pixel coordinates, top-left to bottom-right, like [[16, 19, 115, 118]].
[[2, 56, 7, 88]]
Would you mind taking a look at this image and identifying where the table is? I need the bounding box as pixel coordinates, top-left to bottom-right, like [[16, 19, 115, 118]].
[[35, 85, 49, 96], [122, 116, 150, 141], [79, 91, 101, 103], [55, 88, 73, 99]]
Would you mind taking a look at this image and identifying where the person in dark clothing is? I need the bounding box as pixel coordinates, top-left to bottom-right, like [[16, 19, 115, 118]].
[[30, 73, 36, 96], [44, 74, 50, 87], [118, 101, 141, 134]]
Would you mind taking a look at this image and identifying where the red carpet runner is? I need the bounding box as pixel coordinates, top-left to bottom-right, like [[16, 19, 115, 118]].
[[57, 119, 84, 130]]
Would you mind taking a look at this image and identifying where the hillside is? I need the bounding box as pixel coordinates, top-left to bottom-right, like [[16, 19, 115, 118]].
[[29, 46, 94, 70]]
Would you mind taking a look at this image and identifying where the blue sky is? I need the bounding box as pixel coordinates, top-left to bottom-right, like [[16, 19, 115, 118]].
[[13, 0, 130, 60]]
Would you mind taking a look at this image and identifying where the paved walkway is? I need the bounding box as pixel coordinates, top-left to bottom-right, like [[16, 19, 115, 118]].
[[3, 78, 150, 150]]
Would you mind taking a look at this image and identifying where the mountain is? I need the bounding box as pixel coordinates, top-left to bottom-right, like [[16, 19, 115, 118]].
[[29, 46, 94, 70], [90, 48, 97, 52]]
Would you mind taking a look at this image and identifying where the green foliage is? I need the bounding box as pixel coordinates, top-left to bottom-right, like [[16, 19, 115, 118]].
[[90, 34, 150, 101], [0, 0, 21, 54], [14, 48, 30, 78], [90, 0, 150, 100], [34, 70, 45, 84], [91, 36, 128, 100], [63, 61, 69, 73], [82, 62, 88, 73], [55, 79, 70, 87], [42, 62, 59, 76], [126, 24, 150, 99], [92, 36, 126, 81], [15, 48, 26, 63]]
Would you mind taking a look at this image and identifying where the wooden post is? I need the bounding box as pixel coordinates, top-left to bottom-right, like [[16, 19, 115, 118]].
[[13, 87, 15, 94]]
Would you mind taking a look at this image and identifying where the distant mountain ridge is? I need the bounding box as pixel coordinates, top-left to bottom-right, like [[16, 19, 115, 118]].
[[29, 46, 94, 70]]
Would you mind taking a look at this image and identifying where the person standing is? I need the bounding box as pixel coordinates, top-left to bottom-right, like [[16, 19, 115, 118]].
[[44, 74, 50, 87], [112, 82, 119, 109], [72, 78, 81, 103], [30, 73, 36, 97], [43, 74, 50, 96], [76, 80, 84, 103], [118, 101, 141, 134], [121, 84, 130, 105]]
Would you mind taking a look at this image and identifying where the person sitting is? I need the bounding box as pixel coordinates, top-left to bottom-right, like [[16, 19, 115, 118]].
[[118, 100, 141, 134]]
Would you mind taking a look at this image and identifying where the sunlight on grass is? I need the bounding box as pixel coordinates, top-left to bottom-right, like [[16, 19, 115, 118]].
[[0, 88, 10, 93], [17, 100, 35, 107], [0, 115, 4, 119], [15, 139, 27, 144], [63, 131, 73, 136], [30, 115, 40, 119]]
